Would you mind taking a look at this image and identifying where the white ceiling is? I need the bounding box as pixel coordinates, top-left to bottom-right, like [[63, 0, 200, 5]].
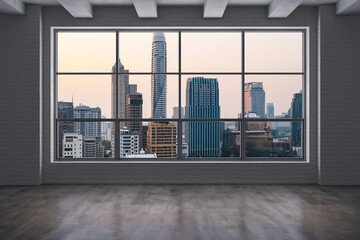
[[0, 0, 358, 18]]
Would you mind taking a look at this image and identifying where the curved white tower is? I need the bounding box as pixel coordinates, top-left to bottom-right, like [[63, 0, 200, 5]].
[[151, 32, 167, 118]]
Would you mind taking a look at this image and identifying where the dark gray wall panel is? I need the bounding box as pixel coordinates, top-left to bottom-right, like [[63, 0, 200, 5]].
[[42, 6, 319, 184], [319, 5, 360, 185], [0, 5, 41, 185]]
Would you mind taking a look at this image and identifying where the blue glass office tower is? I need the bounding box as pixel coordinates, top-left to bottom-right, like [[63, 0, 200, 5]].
[[185, 77, 220, 157], [291, 91, 302, 147]]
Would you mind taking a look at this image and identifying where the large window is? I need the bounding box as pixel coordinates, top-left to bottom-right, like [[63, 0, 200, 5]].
[[54, 28, 306, 161]]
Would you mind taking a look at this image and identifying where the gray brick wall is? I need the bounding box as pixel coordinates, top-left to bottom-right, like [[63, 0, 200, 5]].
[[41, 6, 319, 184], [6, 5, 359, 185], [319, 5, 360, 185], [0, 5, 41, 185]]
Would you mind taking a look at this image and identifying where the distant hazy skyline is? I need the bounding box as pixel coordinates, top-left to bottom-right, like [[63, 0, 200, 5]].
[[57, 31, 303, 118]]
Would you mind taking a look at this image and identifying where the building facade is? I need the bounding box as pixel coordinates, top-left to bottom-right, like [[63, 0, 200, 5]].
[[244, 82, 266, 118], [222, 130, 240, 157], [267, 102, 274, 118], [62, 133, 82, 158], [83, 136, 104, 158], [151, 32, 167, 118], [74, 105, 101, 137], [291, 91, 303, 148], [120, 127, 140, 157], [126, 93, 143, 149], [111, 59, 129, 127], [146, 122, 176, 158], [185, 77, 221, 157], [58, 101, 74, 157]]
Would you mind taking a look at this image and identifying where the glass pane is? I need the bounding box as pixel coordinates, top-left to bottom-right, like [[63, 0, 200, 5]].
[[182, 75, 242, 119], [57, 75, 112, 119], [245, 32, 303, 73], [114, 74, 178, 119], [119, 32, 178, 73], [57, 32, 116, 73], [120, 121, 177, 158], [244, 75, 303, 119], [57, 121, 114, 159], [184, 121, 240, 158], [182, 32, 242, 73], [245, 121, 302, 158]]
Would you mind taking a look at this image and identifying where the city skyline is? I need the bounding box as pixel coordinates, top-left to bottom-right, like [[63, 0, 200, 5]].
[[57, 31, 303, 118]]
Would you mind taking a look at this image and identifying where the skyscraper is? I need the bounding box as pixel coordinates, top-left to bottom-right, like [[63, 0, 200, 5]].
[[244, 82, 265, 117], [126, 93, 143, 149], [111, 59, 129, 126], [185, 77, 220, 157], [151, 32, 167, 118], [74, 105, 101, 137], [58, 101, 74, 158], [291, 91, 302, 147], [267, 103, 274, 118], [111, 59, 130, 156]]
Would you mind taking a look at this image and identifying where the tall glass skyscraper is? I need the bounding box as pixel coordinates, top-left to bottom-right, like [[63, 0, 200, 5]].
[[244, 82, 265, 117], [151, 32, 167, 118], [291, 91, 302, 147], [185, 77, 220, 157]]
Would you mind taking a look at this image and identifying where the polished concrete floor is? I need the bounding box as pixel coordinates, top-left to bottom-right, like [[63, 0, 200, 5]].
[[1, 185, 360, 240]]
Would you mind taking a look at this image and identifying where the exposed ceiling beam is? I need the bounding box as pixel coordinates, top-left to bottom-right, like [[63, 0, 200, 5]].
[[337, 0, 360, 15], [57, 0, 93, 18], [268, 0, 302, 18], [132, 0, 157, 18], [0, 0, 25, 15], [203, 0, 228, 18]]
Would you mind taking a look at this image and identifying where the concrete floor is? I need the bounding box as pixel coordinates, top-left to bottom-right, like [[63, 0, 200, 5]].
[[0, 185, 360, 240]]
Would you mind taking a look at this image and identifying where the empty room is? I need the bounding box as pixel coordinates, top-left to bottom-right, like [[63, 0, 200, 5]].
[[0, 0, 360, 239]]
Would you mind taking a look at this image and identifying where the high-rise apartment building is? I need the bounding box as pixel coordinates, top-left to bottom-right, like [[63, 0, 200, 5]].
[[74, 105, 101, 137], [267, 103, 274, 118], [126, 93, 143, 148], [146, 122, 176, 157], [291, 91, 302, 148], [62, 133, 82, 158], [185, 77, 220, 157], [83, 136, 104, 158], [151, 32, 167, 118], [58, 101, 74, 157], [244, 82, 265, 118], [120, 127, 140, 157]]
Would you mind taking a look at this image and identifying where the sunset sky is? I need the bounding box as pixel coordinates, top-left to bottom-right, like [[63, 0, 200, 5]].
[[57, 31, 303, 118]]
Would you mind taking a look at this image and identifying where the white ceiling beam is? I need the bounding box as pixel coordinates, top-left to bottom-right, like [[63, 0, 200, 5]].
[[0, 0, 25, 15], [268, 0, 302, 18], [337, 0, 360, 15], [57, 0, 93, 18], [132, 0, 157, 18], [203, 0, 228, 18]]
